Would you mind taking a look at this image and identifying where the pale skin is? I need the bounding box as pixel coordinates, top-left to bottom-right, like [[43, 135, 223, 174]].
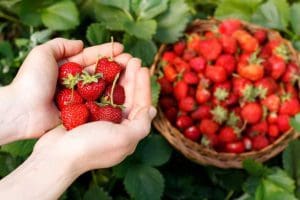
[[0, 38, 156, 199]]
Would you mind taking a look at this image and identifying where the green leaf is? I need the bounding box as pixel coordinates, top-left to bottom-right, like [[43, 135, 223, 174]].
[[131, 0, 169, 20], [283, 140, 300, 198], [267, 169, 295, 193], [83, 185, 112, 200], [86, 23, 110, 45], [135, 134, 172, 167], [100, 0, 130, 11], [293, 40, 300, 51], [1, 139, 36, 157], [290, 3, 300, 35], [243, 159, 268, 177], [94, 4, 132, 31], [18, 0, 43, 26], [0, 41, 13, 59], [290, 114, 300, 132], [124, 164, 164, 200], [124, 19, 157, 40], [0, 152, 19, 177], [123, 34, 157, 66], [154, 0, 191, 43], [41, 1, 79, 30], [215, 0, 262, 21], [30, 29, 53, 45], [243, 176, 262, 196], [151, 76, 161, 107], [112, 158, 134, 178], [251, 0, 290, 31]]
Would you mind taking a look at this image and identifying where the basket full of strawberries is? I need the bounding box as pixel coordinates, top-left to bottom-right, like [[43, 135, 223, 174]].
[[151, 19, 300, 168]]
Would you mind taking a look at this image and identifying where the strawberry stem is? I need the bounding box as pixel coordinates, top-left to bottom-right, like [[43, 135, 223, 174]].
[[110, 73, 120, 106], [110, 36, 114, 60]]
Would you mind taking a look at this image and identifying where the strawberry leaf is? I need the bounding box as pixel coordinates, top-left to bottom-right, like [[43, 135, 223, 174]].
[[1, 139, 36, 157], [290, 3, 300, 35], [100, 0, 130, 12], [83, 185, 112, 200], [151, 76, 161, 107], [86, 23, 110, 45], [131, 0, 169, 20], [290, 114, 300, 132], [154, 0, 191, 43], [124, 19, 157, 40]]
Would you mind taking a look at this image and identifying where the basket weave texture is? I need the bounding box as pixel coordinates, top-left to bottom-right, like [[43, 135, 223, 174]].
[[150, 19, 300, 168]]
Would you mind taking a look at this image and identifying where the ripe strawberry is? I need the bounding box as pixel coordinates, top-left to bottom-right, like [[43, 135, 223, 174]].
[[268, 55, 286, 80], [205, 65, 227, 83], [173, 41, 186, 55], [198, 38, 222, 61], [215, 54, 236, 74], [199, 119, 219, 135], [164, 107, 178, 124], [159, 96, 177, 110], [184, 126, 201, 141], [233, 30, 259, 53], [61, 104, 89, 130], [268, 124, 280, 138], [163, 64, 177, 82], [279, 98, 300, 116], [255, 77, 278, 96], [59, 62, 82, 85], [187, 34, 201, 52], [282, 62, 299, 84], [267, 112, 278, 124], [225, 141, 245, 153], [157, 77, 173, 95], [90, 104, 122, 123], [191, 105, 212, 120], [183, 49, 197, 61], [104, 84, 125, 105], [224, 93, 239, 107], [285, 83, 298, 99], [277, 114, 291, 132], [219, 126, 239, 143], [162, 51, 176, 63], [56, 89, 83, 110], [176, 115, 193, 129], [188, 87, 196, 97], [77, 72, 106, 101], [220, 35, 237, 54], [241, 103, 262, 124], [196, 86, 211, 104], [219, 19, 242, 35], [179, 96, 196, 112], [189, 56, 206, 72], [243, 137, 252, 151], [252, 135, 269, 151], [254, 29, 267, 44], [174, 81, 188, 100], [232, 77, 251, 96], [261, 94, 280, 112], [174, 57, 190, 73], [183, 71, 199, 85], [96, 57, 122, 83], [201, 133, 219, 148], [249, 121, 268, 135], [237, 61, 264, 81]]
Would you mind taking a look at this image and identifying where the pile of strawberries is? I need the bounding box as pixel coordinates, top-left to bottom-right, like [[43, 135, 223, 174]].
[[158, 19, 300, 153], [55, 57, 125, 130]]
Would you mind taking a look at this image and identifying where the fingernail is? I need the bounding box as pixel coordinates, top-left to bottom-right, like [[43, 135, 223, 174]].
[[149, 106, 157, 119]]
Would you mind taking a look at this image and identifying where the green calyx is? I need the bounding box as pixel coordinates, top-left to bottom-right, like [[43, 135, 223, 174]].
[[248, 50, 264, 65], [211, 105, 228, 124], [63, 74, 80, 89], [242, 85, 267, 102], [275, 43, 290, 62], [214, 88, 229, 101], [79, 71, 102, 85], [226, 112, 241, 127]]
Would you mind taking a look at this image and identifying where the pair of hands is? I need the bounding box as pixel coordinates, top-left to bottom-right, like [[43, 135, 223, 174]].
[[3, 38, 156, 173]]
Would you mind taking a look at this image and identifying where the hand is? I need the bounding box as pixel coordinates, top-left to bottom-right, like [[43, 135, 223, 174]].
[[6, 38, 127, 141]]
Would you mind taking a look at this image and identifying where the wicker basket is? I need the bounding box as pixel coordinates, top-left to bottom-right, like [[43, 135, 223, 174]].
[[150, 19, 300, 169]]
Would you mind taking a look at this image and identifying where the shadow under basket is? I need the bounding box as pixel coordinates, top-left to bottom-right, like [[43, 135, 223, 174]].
[[150, 19, 300, 169]]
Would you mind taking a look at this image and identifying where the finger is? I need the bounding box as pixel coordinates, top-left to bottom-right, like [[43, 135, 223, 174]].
[[66, 42, 124, 67], [42, 38, 84, 60]]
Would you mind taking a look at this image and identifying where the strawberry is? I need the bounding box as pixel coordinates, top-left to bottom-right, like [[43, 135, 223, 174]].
[[163, 64, 177, 82], [237, 52, 264, 81], [187, 33, 201, 52], [205, 65, 227, 83], [179, 96, 196, 112], [96, 57, 122, 83], [174, 81, 188, 100], [159, 96, 177, 111], [224, 93, 239, 107], [243, 137, 252, 151], [198, 38, 222, 61], [56, 89, 83, 110], [219, 126, 239, 143], [211, 105, 228, 124], [279, 98, 300, 116], [173, 41, 186, 55], [219, 19, 242, 35], [233, 30, 259, 53], [201, 133, 219, 148], [165, 107, 178, 124], [162, 51, 176, 63], [252, 135, 269, 151], [232, 77, 251, 96], [268, 124, 280, 138], [59, 62, 82, 86], [89, 104, 122, 123], [157, 77, 173, 95], [61, 104, 89, 130], [261, 94, 280, 112], [249, 121, 268, 136], [196, 86, 211, 104], [104, 84, 125, 105], [191, 105, 212, 120], [277, 114, 291, 132], [267, 112, 278, 124], [254, 29, 267, 44], [255, 77, 278, 96], [184, 126, 201, 141], [183, 71, 199, 85], [183, 49, 197, 61], [213, 87, 229, 104], [282, 62, 299, 84], [77, 72, 106, 101], [241, 103, 262, 124], [188, 87, 196, 97], [225, 141, 245, 153], [199, 119, 219, 135], [189, 56, 206, 72], [176, 115, 193, 129], [220, 35, 237, 54], [268, 55, 286, 80], [285, 83, 298, 99], [174, 57, 190, 73], [215, 54, 236, 74]]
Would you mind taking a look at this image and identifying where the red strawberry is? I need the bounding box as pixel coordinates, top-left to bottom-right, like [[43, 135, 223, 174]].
[[159, 96, 177, 110], [243, 137, 252, 151], [173, 57, 190, 73], [205, 65, 227, 83], [225, 141, 245, 153], [96, 57, 122, 83], [220, 35, 237, 54], [165, 107, 178, 124], [279, 98, 300, 116], [268, 56, 286, 80], [241, 103, 262, 124], [191, 105, 212, 120], [174, 81, 188, 100], [61, 104, 89, 130], [77, 72, 106, 101], [179, 96, 196, 112], [201, 133, 219, 148], [282, 62, 299, 84], [237, 61, 264, 81], [215, 54, 236, 74], [254, 29, 267, 44], [183, 49, 197, 61], [188, 87, 196, 97], [196, 86, 211, 104], [277, 114, 291, 132], [255, 77, 278, 96], [85, 101, 100, 121], [164, 64, 177, 82], [252, 135, 269, 151], [198, 38, 222, 61], [173, 41, 186, 55], [219, 126, 239, 143], [199, 119, 219, 135], [184, 126, 201, 141], [183, 71, 199, 85], [56, 89, 83, 110], [189, 56, 206, 72], [232, 77, 251, 96], [233, 30, 259, 53], [268, 124, 280, 138], [176, 115, 193, 129], [187, 34, 201, 52], [219, 19, 242, 35], [249, 121, 268, 135], [224, 93, 239, 107], [162, 51, 176, 63], [59, 62, 82, 85], [157, 77, 173, 95], [104, 84, 125, 105], [285, 83, 298, 99], [94, 105, 122, 123], [261, 94, 280, 112], [267, 112, 278, 124]]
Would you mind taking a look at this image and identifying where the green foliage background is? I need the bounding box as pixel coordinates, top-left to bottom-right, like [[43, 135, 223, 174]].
[[2, 0, 300, 199]]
